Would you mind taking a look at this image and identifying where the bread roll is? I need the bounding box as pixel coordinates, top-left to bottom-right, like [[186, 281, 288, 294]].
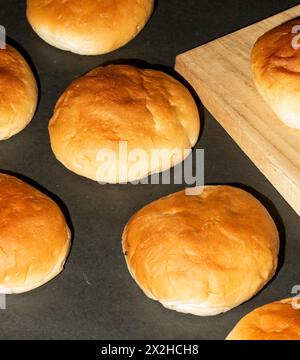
[[0, 174, 71, 294], [122, 186, 279, 316], [49, 65, 200, 183], [0, 45, 37, 140], [251, 19, 300, 129], [227, 298, 300, 340], [27, 0, 154, 55]]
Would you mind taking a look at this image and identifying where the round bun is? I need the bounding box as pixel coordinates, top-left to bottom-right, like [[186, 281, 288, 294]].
[[227, 298, 300, 340], [27, 0, 154, 55], [0, 45, 38, 140], [251, 19, 300, 129], [122, 186, 279, 316], [49, 65, 200, 183], [0, 174, 71, 294]]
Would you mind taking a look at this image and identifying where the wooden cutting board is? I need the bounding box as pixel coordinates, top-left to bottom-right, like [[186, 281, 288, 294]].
[[175, 5, 300, 216]]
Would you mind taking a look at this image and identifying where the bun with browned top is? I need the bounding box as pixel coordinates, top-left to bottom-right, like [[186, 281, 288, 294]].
[[227, 298, 300, 340], [0, 45, 37, 140], [27, 0, 154, 55], [49, 65, 200, 183], [0, 174, 71, 294], [122, 186, 279, 316], [252, 19, 300, 129]]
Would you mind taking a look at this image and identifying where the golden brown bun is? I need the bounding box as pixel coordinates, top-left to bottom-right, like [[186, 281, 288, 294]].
[[0, 174, 71, 294], [27, 0, 154, 55], [251, 19, 300, 129], [227, 298, 300, 340], [49, 65, 200, 183], [122, 186, 279, 316], [0, 45, 38, 140]]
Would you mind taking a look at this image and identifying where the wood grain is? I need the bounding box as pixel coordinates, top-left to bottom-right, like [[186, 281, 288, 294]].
[[176, 5, 300, 216]]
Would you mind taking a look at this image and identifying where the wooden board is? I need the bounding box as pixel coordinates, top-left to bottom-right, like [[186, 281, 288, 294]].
[[175, 5, 300, 216]]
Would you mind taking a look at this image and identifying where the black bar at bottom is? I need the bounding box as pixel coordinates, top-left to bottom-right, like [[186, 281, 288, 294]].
[[0, 340, 298, 357]]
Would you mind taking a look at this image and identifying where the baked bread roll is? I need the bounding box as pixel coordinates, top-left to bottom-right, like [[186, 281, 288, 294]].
[[251, 19, 300, 129], [49, 65, 200, 183], [0, 174, 71, 294], [27, 0, 154, 55], [122, 186, 279, 316], [0, 45, 38, 140], [227, 298, 300, 340]]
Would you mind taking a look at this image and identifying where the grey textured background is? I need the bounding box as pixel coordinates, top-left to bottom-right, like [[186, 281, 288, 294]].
[[0, 0, 299, 340]]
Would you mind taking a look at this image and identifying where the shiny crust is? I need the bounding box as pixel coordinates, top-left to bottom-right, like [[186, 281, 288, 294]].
[[251, 19, 300, 129], [27, 0, 154, 55], [0, 45, 37, 140], [48, 65, 200, 182], [0, 174, 71, 294], [226, 298, 300, 340], [122, 186, 279, 316]]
